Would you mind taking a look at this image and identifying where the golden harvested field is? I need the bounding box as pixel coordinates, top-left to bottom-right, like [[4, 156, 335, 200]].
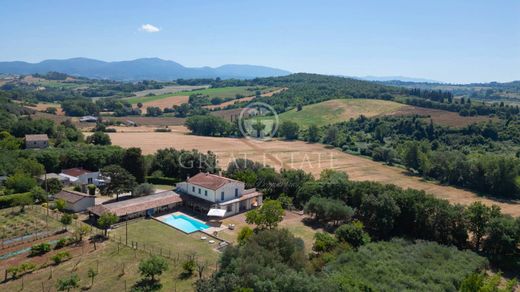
[[391, 106, 495, 127], [108, 127, 520, 217], [276, 99, 409, 128], [137, 95, 189, 110], [27, 102, 64, 115], [274, 98, 495, 128]]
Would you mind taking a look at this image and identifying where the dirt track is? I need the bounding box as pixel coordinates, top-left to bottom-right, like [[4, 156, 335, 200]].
[[108, 127, 520, 217]]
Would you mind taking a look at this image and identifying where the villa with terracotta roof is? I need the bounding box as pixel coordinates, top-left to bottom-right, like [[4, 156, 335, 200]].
[[176, 172, 263, 217]]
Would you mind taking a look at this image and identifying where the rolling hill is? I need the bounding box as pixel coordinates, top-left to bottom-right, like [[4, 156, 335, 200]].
[[0, 57, 291, 81], [271, 99, 408, 128]]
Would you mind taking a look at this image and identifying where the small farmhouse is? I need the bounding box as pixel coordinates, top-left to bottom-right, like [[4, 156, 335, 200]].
[[59, 168, 104, 186], [55, 189, 95, 212], [176, 172, 263, 218], [25, 134, 49, 149]]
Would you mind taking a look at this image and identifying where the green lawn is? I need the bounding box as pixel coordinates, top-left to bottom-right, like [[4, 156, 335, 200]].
[[110, 218, 219, 264], [262, 98, 407, 128]]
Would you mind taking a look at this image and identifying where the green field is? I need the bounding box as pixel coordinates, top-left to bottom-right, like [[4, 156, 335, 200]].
[[1, 218, 221, 291], [264, 98, 407, 128], [1, 241, 208, 292], [0, 206, 63, 240], [125, 86, 264, 104], [110, 218, 220, 263]]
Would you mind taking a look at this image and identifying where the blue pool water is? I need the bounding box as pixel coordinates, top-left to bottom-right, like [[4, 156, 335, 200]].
[[162, 214, 209, 233]]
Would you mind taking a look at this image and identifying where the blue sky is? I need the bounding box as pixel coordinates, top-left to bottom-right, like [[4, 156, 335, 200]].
[[0, 0, 518, 83]]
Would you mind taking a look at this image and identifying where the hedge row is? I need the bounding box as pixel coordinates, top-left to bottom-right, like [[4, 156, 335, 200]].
[[0, 192, 33, 209], [145, 176, 180, 186]]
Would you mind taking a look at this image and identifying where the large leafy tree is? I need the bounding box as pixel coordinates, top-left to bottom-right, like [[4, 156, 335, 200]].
[[482, 215, 520, 261], [464, 202, 499, 251], [100, 165, 136, 200], [86, 131, 111, 145], [5, 172, 37, 193], [42, 177, 63, 195], [279, 120, 300, 140], [121, 147, 145, 183], [335, 220, 371, 249], [185, 115, 231, 136], [139, 255, 169, 281], [97, 212, 118, 237], [245, 199, 285, 230]]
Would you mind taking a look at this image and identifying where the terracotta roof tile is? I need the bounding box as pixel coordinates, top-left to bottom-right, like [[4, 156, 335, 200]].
[[61, 168, 93, 177], [88, 190, 183, 217], [25, 134, 49, 142], [55, 190, 92, 204], [187, 173, 241, 190]]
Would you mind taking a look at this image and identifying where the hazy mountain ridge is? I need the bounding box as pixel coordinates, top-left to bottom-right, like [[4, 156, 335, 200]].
[[0, 57, 291, 80]]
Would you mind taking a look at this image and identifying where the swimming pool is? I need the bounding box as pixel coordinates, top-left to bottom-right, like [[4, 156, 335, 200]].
[[161, 214, 209, 233]]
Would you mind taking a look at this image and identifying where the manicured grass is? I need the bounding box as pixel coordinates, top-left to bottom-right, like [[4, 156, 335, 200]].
[[152, 184, 175, 191], [1, 241, 210, 292], [0, 206, 63, 240], [125, 86, 264, 104], [110, 218, 219, 263], [269, 99, 407, 128]]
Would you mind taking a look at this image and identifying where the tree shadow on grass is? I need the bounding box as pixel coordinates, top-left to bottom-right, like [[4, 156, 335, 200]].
[[178, 271, 193, 280], [132, 278, 162, 292]]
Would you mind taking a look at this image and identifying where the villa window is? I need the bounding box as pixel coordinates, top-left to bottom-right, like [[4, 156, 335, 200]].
[[235, 188, 238, 197], [192, 186, 195, 192], [227, 205, 233, 212], [198, 188, 201, 194], [204, 190, 207, 196], [221, 192, 224, 201]]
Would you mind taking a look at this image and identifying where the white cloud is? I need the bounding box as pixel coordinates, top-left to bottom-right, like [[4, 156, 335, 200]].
[[139, 24, 160, 33]]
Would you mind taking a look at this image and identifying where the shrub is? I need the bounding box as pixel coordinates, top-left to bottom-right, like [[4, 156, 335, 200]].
[[133, 183, 156, 197], [87, 184, 96, 196], [6, 262, 36, 279], [145, 176, 179, 185], [0, 192, 32, 209], [154, 128, 172, 132], [52, 251, 71, 265], [55, 237, 71, 249], [182, 258, 196, 276], [30, 243, 51, 256]]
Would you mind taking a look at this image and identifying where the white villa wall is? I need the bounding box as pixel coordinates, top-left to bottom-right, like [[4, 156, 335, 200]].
[[78, 172, 100, 185], [216, 181, 245, 202], [67, 196, 95, 212], [177, 182, 217, 202]]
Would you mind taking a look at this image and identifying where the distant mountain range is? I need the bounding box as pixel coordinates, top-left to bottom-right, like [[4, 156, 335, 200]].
[[0, 57, 291, 80]]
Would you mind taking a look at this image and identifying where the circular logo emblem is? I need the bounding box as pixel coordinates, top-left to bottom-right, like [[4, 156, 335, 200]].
[[238, 102, 279, 140]]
